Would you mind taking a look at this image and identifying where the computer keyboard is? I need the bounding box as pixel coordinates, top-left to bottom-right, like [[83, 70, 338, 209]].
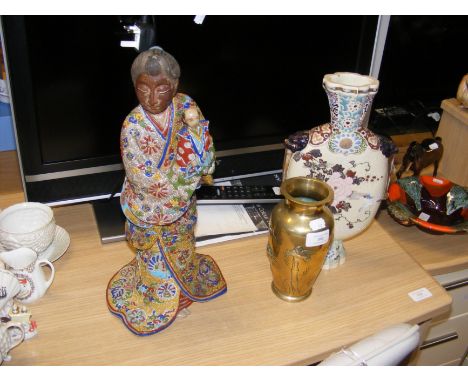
[[196, 185, 283, 204]]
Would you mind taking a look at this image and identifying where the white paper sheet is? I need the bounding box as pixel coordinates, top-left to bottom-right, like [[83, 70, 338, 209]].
[[195, 204, 259, 238]]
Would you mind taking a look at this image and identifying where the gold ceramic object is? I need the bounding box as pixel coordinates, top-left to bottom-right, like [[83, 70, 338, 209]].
[[267, 177, 334, 302]]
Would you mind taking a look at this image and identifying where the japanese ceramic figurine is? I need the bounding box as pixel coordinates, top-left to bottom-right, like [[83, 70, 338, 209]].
[[106, 47, 227, 335]]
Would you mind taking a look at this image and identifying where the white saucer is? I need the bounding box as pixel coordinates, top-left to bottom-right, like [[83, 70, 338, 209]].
[[38, 225, 71, 262]]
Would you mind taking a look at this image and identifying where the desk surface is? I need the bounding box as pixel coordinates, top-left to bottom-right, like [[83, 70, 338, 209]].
[[0, 150, 24, 210], [377, 212, 468, 276], [7, 203, 451, 366]]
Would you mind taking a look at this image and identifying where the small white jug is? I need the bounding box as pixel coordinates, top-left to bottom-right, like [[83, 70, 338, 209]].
[[0, 321, 25, 364], [0, 248, 55, 304], [0, 269, 21, 317]]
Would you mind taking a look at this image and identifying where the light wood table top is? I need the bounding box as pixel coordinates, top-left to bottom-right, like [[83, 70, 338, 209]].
[[0, 150, 25, 210], [7, 203, 451, 366], [377, 211, 468, 276]]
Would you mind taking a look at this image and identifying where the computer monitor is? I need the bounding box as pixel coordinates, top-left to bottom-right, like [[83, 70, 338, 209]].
[[1, 15, 379, 241]]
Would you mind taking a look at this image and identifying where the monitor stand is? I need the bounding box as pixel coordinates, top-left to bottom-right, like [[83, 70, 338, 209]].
[[92, 197, 127, 244]]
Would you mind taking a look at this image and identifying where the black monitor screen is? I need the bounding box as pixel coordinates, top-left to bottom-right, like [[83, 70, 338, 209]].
[[4, 15, 377, 171], [25, 16, 137, 164]]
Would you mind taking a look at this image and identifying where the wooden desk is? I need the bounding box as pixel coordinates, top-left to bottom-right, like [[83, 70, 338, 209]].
[[7, 203, 451, 365], [0, 150, 24, 209], [377, 212, 468, 276]]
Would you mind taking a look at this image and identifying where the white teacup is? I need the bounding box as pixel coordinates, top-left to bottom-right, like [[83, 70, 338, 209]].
[[0, 202, 56, 253], [0, 321, 25, 364]]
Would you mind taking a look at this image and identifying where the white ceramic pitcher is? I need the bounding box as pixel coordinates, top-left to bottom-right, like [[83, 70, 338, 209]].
[[0, 269, 21, 317], [0, 248, 55, 304]]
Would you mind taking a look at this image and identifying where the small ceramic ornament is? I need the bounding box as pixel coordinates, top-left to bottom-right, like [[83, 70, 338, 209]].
[[8, 303, 38, 340], [396, 137, 443, 179]]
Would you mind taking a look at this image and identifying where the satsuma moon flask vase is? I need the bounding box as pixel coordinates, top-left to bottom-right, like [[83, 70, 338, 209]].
[[284, 72, 396, 269], [267, 177, 334, 302]]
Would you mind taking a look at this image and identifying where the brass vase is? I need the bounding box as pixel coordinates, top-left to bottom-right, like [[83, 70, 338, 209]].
[[267, 177, 334, 302]]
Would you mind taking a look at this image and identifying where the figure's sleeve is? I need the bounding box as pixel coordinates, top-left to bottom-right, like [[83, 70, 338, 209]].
[[190, 99, 215, 176], [121, 117, 138, 185], [120, 114, 159, 187], [201, 121, 215, 176]]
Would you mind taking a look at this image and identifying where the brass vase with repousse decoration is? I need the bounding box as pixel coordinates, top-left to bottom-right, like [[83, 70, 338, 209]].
[[267, 177, 334, 302]]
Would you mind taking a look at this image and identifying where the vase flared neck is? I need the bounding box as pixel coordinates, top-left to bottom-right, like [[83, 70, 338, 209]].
[[323, 72, 379, 132]]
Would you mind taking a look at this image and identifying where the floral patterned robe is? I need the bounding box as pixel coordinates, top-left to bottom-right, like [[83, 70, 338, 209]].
[[106, 93, 226, 335]]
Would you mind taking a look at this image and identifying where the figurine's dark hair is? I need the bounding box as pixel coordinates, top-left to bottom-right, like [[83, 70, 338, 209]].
[[130, 46, 180, 85]]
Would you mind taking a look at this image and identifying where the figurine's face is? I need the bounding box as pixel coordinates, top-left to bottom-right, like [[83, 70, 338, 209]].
[[135, 73, 177, 115], [184, 108, 200, 128]]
